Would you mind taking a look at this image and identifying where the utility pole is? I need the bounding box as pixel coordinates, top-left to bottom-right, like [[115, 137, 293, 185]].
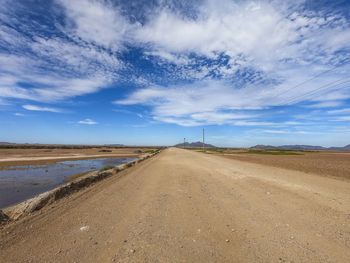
[[202, 128, 205, 151]]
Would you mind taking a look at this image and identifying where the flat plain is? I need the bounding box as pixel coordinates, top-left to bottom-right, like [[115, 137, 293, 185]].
[[202, 149, 350, 180], [1, 148, 349, 262]]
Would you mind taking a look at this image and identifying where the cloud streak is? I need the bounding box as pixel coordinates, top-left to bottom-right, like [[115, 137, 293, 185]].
[[22, 104, 62, 113], [78, 118, 98, 125]]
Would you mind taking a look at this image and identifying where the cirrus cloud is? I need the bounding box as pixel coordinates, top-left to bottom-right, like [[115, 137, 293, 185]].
[[22, 104, 62, 113], [78, 118, 98, 125]]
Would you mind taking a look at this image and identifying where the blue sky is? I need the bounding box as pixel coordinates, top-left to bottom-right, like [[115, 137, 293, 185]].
[[0, 0, 350, 147]]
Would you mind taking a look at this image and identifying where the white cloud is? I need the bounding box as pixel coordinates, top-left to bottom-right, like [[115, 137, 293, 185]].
[[261, 130, 290, 134], [22, 104, 62, 113], [0, 60, 109, 102], [0, 1, 121, 103], [305, 100, 344, 109], [114, 0, 350, 126], [135, 1, 298, 63], [190, 111, 257, 124], [0, 40, 115, 101], [332, 116, 350, 122], [78, 118, 98, 125], [144, 50, 190, 66], [1, 0, 350, 129], [117, 80, 271, 112], [30, 37, 122, 76], [54, 0, 350, 81], [116, 76, 350, 126], [135, 1, 350, 70], [58, 0, 131, 50], [327, 108, 350, 115], [14, 112, 24, 116]]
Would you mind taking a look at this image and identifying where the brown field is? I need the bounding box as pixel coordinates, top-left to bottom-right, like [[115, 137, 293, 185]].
[[202, 149, 350, 180], [0, 147, 159, 168]]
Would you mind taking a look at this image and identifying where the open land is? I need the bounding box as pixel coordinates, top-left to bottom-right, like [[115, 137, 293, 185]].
[[0, 147, 349, 262], [0, 147, 158, 168], [200, 148, 350, 180]]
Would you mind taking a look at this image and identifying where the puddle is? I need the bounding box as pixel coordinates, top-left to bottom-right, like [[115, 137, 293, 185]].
[[0, 157, 136, 209]]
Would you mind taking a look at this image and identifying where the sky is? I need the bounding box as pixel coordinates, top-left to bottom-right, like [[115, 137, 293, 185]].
[[0, 0, 350, 147]]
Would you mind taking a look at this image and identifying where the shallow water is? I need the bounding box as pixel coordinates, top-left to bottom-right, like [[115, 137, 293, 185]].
[[0, 157, 136, 209]]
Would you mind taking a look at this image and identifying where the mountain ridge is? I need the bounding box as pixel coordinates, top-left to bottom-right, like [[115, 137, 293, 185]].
[[174, 141, 216, 148], [251, 144, 350, 151]]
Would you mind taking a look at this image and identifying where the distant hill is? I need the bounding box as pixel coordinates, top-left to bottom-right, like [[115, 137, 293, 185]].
[[328, 144, 350, 151], [0, 142, 14, 145], [251, 144, 350, 151], [280, 145, 326, 150], [174, 141, 216, 148]]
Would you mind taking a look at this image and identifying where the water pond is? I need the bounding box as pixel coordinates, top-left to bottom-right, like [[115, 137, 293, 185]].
[[0, 157, 136, 208]]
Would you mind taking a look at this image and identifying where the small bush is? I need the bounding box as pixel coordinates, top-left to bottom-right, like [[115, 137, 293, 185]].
[[143, 149, 157, 154], [99, 165, 115, 172]]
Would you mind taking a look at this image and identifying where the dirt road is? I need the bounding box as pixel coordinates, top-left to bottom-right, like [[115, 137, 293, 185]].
[[1, 148, 349, 262]]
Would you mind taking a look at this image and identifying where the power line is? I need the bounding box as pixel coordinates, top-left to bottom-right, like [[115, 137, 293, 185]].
[[281, 79, 350, 106], [279, 77, 350, 106], [273, 64, 346, 99]]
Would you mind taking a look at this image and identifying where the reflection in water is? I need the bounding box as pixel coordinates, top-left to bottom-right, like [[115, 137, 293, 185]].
[[0, 157, 136, 208]]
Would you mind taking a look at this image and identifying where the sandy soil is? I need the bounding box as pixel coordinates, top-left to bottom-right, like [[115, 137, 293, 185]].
[[210, 151, 350, 180], [0, 148, 349, 262], [0, 148, 152, 167]]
